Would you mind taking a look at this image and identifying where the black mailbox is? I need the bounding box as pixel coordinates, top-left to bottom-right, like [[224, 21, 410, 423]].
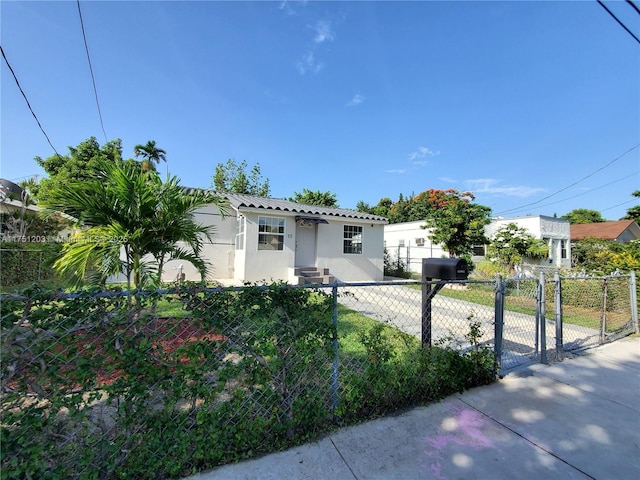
[[422, 258, 468, 280]]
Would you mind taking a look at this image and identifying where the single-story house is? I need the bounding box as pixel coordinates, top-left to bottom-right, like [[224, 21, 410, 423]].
[[570, 219, 640, 244], [485, 215, 571, 269], [163, 192, 388, 285]]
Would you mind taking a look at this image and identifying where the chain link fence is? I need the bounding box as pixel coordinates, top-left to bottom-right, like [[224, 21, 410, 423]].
[[1, 273, 636, 479], [1, 282, 495, 480]]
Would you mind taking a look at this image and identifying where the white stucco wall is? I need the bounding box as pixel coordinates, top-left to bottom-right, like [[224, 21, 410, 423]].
[[315, 220, 385, 282], [162, 203, 236, 283], [383, 221, 449, 274]]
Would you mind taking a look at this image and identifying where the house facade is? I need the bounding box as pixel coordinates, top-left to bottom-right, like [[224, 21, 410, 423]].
[[163, 193, 388, 285]]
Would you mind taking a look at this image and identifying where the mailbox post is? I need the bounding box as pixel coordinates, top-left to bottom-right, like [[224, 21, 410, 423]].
[[421, 258, 469, 347]]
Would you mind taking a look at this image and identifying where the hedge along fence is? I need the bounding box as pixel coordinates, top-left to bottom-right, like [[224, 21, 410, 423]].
[[0, 243, 62, 287], [1, 283, 496, 480]]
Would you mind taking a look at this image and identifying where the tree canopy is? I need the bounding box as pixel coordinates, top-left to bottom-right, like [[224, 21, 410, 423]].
[[212, 159, 270, 196], [40, 156, 227, 289], [289, 189, 338, 207], [133, 140, 166, 172], [486, 223, 548, 275], [419, 190, 492, 257], [35, 137, 123, 202], [561, 208, 605, 224], [622, 190, 640, 222]]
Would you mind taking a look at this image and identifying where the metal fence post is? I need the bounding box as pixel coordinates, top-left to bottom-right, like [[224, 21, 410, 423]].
[[331, 284, 340, 422], [554, 272, 563, 362], [630, 271, 638, 335], [421, 278, 432, 348], [494, 274, 504, 374], [601, 278, 608, 344], [539, 272, 548, 364]]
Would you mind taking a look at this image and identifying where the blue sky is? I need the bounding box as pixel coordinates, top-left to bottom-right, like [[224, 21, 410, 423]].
[[2, 1, 639, 220]]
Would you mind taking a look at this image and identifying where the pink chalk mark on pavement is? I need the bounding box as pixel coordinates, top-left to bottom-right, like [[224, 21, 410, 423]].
[[422, 407, 496, 480]]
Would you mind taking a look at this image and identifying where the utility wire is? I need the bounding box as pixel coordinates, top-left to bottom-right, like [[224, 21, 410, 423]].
[[499, 171, 638, 216], [597, 0, 640, 44], [0, 45, 61, 157], [495, 144, 640, 215], [601, 198, 636, 213], [626, 0, 640, 16], [77, 0, 108, 142]]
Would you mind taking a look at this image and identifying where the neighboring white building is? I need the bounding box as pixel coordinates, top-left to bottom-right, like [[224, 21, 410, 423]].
[[162, 193, 388, 285], [485, 215, 571, 270], [383, 215, 572, 275], [383, 221, 448, 274]]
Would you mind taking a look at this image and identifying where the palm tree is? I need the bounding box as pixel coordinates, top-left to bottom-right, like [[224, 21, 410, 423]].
[[133, 140, 166, 172], [41, 157, 227, 289]]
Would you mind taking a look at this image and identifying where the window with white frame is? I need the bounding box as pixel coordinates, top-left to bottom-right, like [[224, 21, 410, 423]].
[[235, 215, 245, 250], [258, 216, 285, 251], [561, 240, 567, 259], [343, 225, 363, 254]]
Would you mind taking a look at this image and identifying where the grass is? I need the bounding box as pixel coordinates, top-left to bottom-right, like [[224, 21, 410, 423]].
[[336, 304, 419, 358], [407, 283, 607, 331]]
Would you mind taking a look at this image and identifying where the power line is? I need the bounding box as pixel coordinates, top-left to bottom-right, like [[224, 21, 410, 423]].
[[495, 143, 640, 215], [0, 45, 61, 157], [497, 171, 638, 216], [601, 198, 636, 213], [77, 0, 108, 142], [626, 0, 640, 16], [597, 0, 640, 44]]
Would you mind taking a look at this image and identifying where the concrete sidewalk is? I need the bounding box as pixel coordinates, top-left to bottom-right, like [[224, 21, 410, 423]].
[[186, 336, 640, 480]]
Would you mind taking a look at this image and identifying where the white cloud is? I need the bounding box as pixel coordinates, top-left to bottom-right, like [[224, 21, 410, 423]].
[[313, 20, 335, 43], [408, 146, 440, 162], [296, 51, 323, 75], [465, 178, 546, 198], [385, 169, 406, 174], [347, 94, 365, 107], [439, 176, 458, 183]]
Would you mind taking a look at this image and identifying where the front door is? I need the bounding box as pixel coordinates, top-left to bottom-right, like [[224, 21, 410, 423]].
[[295, 222, 317, 267]]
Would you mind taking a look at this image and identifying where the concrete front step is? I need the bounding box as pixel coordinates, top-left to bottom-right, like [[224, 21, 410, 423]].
[[295, 267, 334, 285], [295, 267, 330, 276]]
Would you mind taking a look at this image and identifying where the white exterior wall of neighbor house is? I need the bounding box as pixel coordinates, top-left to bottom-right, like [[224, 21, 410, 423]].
[[485, 215, 571, 269], [383, 221, 449, 274]]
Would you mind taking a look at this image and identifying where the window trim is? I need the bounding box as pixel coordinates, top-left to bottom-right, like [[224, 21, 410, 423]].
[[343, 225, 363, 255], [235, 215, 245, 250], [258, 216, 285, 251]]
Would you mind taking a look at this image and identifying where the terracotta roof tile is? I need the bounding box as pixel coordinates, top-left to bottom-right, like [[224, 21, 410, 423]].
[[570, 220, 637, 241]]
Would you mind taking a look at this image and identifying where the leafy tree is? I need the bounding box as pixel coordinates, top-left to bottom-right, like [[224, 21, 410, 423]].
[[571, 238, 639, 274], [486, 223, 548, 274], [622, 190, 640, 222], [35, 137, 123, 202], [357, 197, 393, 218], [561, 208, 605, 224], [419, 190, 492, 258], [212, 159, 270, 196], [289, 189, 338, 207], [133, 140, 166, 172], [40, 157, 227, 289]]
